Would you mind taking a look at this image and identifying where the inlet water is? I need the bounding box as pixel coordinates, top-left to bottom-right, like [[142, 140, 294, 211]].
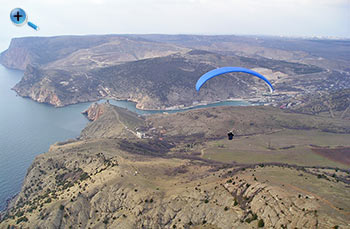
[[0, 64, 251, 211]]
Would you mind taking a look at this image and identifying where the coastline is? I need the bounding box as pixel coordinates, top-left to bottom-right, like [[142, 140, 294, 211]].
[[10, 91, 262, 112], [0, 192, 18, 217], [0, 95, 263, 214]]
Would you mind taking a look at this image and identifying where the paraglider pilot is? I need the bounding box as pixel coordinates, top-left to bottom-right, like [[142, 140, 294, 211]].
[[227, 132, 234, 140]]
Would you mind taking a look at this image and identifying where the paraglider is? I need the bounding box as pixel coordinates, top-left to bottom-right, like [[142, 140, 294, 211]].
[[195, 67, 275, 92], [227, 131, 234, 140]]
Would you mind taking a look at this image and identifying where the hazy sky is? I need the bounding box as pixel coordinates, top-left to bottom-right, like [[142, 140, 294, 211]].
[[0, 0, 349, 51]]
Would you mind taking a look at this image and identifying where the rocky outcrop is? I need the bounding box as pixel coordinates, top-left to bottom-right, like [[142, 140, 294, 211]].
[[82, 102, 106, 121], [224, 178, 319, 228]]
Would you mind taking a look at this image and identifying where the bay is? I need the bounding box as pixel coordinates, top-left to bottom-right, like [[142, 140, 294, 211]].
[[0, 65, 90, 210], [0, 64, 251, 211]]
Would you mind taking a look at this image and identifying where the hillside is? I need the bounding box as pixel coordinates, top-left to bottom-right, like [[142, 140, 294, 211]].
[[289, 89, 350, 119], [81, 103, 145, 139], [11, 48, 325, 109], [134, 35, 350, 70], [1, 104, 349, 228], [0, 35, 187, 71], [2, 35, 349, 110]]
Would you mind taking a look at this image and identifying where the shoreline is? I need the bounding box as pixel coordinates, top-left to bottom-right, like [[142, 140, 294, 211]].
[[51, 97, 264, 112], [135, 99, 253, 112], [9, 93, 264, 111], [0, 192, 18, 217], [0, 96, 265, 214], [11, 93, 265, 112]]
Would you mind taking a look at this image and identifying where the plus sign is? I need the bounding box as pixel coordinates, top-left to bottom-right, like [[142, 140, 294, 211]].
[[14, 11, 23, 21]]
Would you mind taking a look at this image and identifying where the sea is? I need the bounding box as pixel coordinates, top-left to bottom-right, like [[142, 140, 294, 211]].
[[0, 64, 250, 211]]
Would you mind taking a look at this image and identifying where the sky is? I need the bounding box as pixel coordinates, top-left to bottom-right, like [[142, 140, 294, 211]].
[[0, 0, 349, 51]]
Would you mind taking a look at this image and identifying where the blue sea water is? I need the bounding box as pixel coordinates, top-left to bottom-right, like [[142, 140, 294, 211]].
[[0, 64, 251, 211], [0, 65, 90, 210]]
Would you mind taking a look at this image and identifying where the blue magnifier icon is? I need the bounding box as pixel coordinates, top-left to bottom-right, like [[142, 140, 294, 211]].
[[10, 8, 39, 31]]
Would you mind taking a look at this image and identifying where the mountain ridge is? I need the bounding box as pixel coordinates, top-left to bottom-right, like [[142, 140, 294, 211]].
[[3, 34, 349, 110], [4, 37, 327, 109]]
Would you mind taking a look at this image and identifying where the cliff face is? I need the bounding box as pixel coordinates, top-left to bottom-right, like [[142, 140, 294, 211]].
[[0, 38, 34, 70], [82, 102, 106, 121]]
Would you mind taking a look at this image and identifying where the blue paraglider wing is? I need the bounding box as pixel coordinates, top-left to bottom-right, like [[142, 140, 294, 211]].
[[196, 67, 275, 92]]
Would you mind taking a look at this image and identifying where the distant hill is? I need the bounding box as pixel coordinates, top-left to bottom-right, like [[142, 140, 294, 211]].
[[0, 35, 188, 71], [12, 50, 323, 109], [2, 34, 350, 109], [132, 34, 350, 70]]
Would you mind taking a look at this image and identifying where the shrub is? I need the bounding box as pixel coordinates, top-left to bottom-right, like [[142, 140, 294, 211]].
[[15, 211, 24, 217], [252, 213, 258, 220], [258, 219, 264, 227], [59, 205, 65, 210], [16, 216, 28, 224], [80, 172, 90, 181], [103, 218, 109, 224]]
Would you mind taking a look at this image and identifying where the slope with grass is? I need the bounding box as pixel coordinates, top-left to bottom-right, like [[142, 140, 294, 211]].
[[1, 104, 349, 228]]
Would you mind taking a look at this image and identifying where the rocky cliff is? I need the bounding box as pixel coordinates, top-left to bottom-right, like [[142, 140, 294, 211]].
[[82, 102, 106, 121]]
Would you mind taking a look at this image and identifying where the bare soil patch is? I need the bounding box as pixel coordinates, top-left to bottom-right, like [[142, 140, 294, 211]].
[[311, 146, 350, 165]]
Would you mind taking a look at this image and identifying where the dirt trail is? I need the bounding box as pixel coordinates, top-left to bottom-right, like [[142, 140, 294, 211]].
[[112, 108, 139, 138]]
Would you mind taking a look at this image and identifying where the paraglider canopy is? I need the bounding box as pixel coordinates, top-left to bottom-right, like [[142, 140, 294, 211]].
[[196, 67, 275, 93]]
